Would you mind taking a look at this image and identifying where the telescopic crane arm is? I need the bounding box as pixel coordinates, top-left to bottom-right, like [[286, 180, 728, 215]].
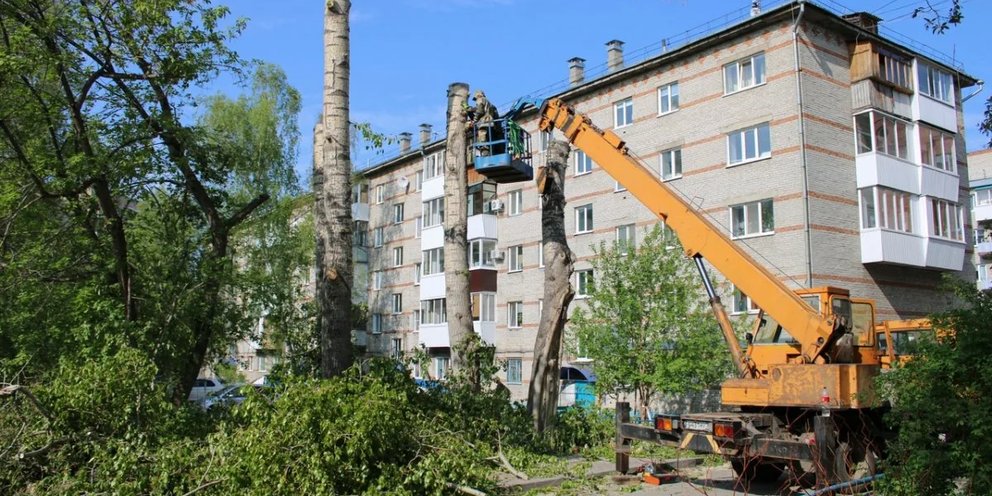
[[525, 97, 840, 366]]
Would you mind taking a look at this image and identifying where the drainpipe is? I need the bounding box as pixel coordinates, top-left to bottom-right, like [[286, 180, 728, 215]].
[[793, 0, 812, 288], [963, 80, 984, 102]]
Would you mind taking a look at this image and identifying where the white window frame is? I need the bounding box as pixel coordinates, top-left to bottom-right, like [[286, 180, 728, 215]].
[[727, 123, 771, 165], [370, 313, 382, 334], [658, 81, 680, 115], [575, 204, 594, 234], [422, 248, 444, 275], [616, 224, 636, 254], [508, 190, 523, 216], [434, 356, 449, 380], [730, 199, 774, 239], [374, 184, 384, 204], [423, 153, 443, 180], [393, 203, 404, 224], [469, 238, 496, 268], [373, 227, 384, 247], [372, 270, 382, 291], [859, 187, 915, 233], [660, 148, 682, 180], [391, 293, 403, 314], [917, 61, 954, 104], [414, 170, 424, 191], [421, 298, 447, 325], [508, 245, 524, 272], [412, 310, 421, 330], [918, 124, 956, 173], [615, 180, 626, 192], [391, 338, 403, 359], [472, 292, 496, 322], [576, 270, 594, 298], [538, 241, 545, 268], [414, 263, 421, 285], [508, 301, 524, 329], [731, 285, 759, 315], [853, 111, 909, 161], [724, 52, 766, 94], [415, 216, 422, 238], [424, 197, 444, 227], [929, 198, 964, 241], [506, 358, 522, 384], [393, 247, 404, 267], [575, 150, 594, 176], [614, 97, 633, 128]]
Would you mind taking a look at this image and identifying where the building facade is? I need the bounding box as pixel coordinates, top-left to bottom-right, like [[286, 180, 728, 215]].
[[352, 2, 978, 401], [969, 149, 992, 291]]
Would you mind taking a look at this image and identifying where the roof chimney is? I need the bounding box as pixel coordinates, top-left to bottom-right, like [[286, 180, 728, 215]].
[[568, 57, 586, 86], [606, 40, 624, 72], [419, 123, 432, 147], [750, 0, 761, 17], [842, 12, 881, 34], [399, 132, 412, 153]]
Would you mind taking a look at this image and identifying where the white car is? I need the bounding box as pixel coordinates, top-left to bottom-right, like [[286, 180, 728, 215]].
[[188, 377, 225, 403]]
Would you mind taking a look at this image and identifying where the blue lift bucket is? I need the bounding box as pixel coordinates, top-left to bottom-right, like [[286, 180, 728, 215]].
[[472, 118, 533, 184]]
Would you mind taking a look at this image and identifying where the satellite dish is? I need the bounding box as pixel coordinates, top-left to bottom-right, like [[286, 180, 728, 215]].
[[398, 176, 410, 189]]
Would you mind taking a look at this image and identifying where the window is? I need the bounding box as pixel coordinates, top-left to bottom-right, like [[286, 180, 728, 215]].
[[929, 199, 963, 241], [878, 51, 911, 90], [660, 148, 682, 180], [375, 185, 384, 204], [391, 338, 403, 359], [728, 123, 771, 165], [423, 152, 443, 180], [724, 52, 765, 94], [616, 224, 636, 254], [373, 227, 384, 247], [508, 301, 524, 329], [538, 242, 545, 268], [919, 125, 955, 172], [434, 356, 449, 380], [423, 248, 444, 275], [538, 130, 552, 152], [371, 313, 382, 334], [414, 170, 424, 191], [393, 247, 404, 267], [918, 61, 953, 103], [354, 220, 368, 247], [575, 204, 594, 234], [391, 293, 403, 314], [414, 263, 421, 285], [508, 245, 523, 272], [421, 298, 447, 325], [412, 310, 420, 330], [469, 238, 496, 268], [614, 97, 633, 128], [393, 203, 404, 224], [576, 270, 594, 298], [415, 216, 422, 238], [854, 111, 909, 160], [658, 82, 679, 114], [471, 293, 496, 322], [859, 187, 914, 233], [615, 180, 626, 192], [730, 199, 774, 238], [372, 270, 382, 290], [508, 190, 523, 216], [731, 286, 759, 314], [506, 358, 522, 384], [352, 183, 368, 203], [975, 189, 992, 207], [424, 197, 444, 227], [575, 150, 594, 175], [467, 181, 497, 216]]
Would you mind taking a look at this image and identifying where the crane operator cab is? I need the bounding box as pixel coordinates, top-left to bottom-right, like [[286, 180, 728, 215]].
[[472, 117, 533, 184]]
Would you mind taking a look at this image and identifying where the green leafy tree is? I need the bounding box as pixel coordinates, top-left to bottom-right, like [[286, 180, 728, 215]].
[[570, 226, 732, 417], [876, 280, 992, 495]]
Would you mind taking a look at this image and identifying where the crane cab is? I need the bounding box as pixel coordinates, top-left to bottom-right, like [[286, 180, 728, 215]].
[[472, 118, 533, 183]]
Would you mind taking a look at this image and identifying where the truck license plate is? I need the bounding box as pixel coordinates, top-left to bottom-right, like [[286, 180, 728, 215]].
[[683, 420, 712, 432]]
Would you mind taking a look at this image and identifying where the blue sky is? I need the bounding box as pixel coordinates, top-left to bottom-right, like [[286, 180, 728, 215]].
[[213, 0, 991, 184]]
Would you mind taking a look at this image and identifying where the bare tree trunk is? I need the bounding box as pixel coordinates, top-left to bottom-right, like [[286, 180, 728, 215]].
[[527, 140, 575, 433], [315, 0, 354, 378], [443, 83, 478, 380]]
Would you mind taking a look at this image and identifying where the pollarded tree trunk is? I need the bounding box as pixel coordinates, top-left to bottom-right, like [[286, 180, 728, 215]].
[[315, 0, 354, 378], [527, 140, 575, 433], [443, 83, 478, 380]]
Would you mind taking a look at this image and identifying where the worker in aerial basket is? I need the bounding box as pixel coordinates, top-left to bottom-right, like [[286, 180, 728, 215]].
[[470, 90, 500, 154]]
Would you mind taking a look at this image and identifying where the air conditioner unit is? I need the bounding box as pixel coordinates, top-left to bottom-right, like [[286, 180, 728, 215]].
[[490, 250, 505, 263], [489, 199, 504, 212]]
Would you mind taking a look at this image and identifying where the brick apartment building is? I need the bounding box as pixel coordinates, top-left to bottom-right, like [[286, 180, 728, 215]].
[[345, 1, 978, 401], [969, 149, 992, 290]]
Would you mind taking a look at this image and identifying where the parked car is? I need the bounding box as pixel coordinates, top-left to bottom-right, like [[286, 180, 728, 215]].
[[188, 377, 225, 403], [201, 384, 272, 410]]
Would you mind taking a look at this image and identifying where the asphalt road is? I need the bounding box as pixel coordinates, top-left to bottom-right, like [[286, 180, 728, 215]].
[[587, 463, 804, 496]]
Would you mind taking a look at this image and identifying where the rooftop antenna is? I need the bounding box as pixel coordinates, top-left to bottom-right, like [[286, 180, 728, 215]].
[[750, 0, 761, 17]]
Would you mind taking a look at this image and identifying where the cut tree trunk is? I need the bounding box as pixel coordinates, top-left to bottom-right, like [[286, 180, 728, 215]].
[[442, 83, 479, 380], [315, 0, 354, 378], [527, 140, 575, 433]]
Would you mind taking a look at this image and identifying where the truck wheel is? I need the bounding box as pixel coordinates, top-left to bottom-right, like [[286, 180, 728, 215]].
[[732, 457, 785, 485], [834, 440, 878, 488]]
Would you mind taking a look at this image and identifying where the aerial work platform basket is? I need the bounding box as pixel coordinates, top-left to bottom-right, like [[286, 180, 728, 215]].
[[472, 118, 533, 184]]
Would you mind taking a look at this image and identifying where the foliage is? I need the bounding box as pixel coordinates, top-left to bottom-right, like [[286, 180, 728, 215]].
[[876, 279, 992, 495], [569, 226, 732, 414]]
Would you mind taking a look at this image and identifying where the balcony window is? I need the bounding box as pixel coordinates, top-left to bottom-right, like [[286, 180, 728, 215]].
[[468, 238, 496, 268], [859, 187, 914, 233], [471, 293, 496, 322], [727, 123, 770, 165], [354, 220, 368, 246], [974, 189, 992, 207], [929, 198, 963, 241], [421, 298, 447, 325], [423, 152, 443, 180], [423, 248, 444, 275], [854, 111, 908, 160], [917, 61, 953, 104], [919, 124, 955, 172], [878, 50, 912, 90], [467, 181, 497, 216], [424, 197, 444, 227], [730, 199, 774, 238], [352, 183, 368, 203], [724, 53, 765, 94]]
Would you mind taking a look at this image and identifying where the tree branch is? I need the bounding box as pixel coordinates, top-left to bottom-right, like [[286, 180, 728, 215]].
[[226, 194, 270, 229]]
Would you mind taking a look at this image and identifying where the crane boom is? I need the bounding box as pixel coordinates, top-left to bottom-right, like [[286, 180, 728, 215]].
[[535, 98, 838, 364]]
